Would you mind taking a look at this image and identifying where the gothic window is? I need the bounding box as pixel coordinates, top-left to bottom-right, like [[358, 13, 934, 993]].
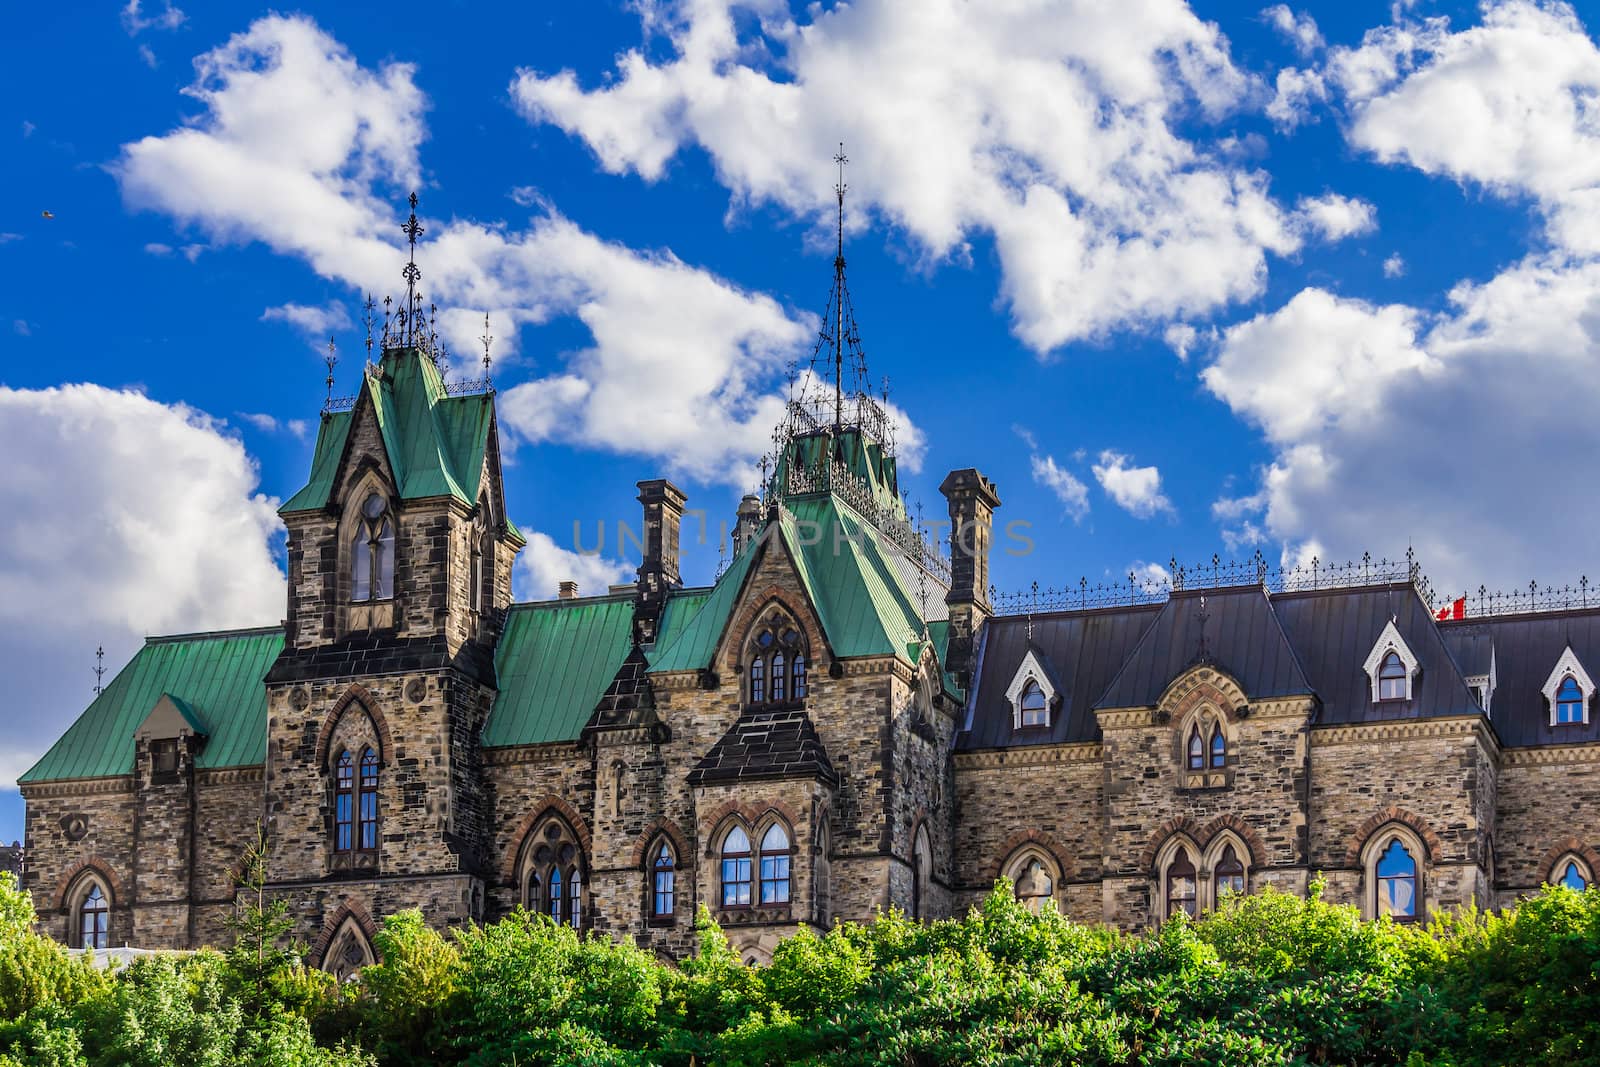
[[745, 612, 808, 709], [517, 813, 586, 929], [720, 826, 752, 907], [759, 824, 792, 905], [1186, 726, 1204, 771], [547, 867, 563, 923], [1377, 653, 1407, 701], [1557, 675, 1584, 724], [1165, 847, 1198, 919], [650, 841, 676, 923], [77, 884, 108, 950], [1554, 856, 1590, 891], [324, 919, 375, 982], [540, 858, 583, 929], [911, 824, 932, 920], [334, 750, 354, 852], [1375, 838, 1418, 920], [1011, 856, 1054, 914], [1213, 844, 1246, 899], [358, 748, 379, 850], [568, 867, 583, 929], [1019, 681, 1048, 728], [350, 493, 395, 602], [333, 747, 378, 856], [1209, 727, 1227, 769]]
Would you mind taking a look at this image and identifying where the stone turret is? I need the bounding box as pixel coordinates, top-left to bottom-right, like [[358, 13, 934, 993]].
[[635, 479, 687, 645], [939, 468, 1000, 685]]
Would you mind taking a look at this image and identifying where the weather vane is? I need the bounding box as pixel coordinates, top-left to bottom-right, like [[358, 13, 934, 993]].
[[93, 645, 106, 697]]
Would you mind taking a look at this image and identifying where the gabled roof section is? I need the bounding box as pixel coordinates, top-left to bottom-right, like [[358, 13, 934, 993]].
[[1275, 583, 1480, 724], [137, 693, 207, 740], [280, 349, 496, 515], [686, 708, 839, 786], [484, 594, 637, 747], [648, 544, 760, 674], [20, 627, 284, 783], [1442, 610, 1600, 745], [1096, 586, 1312, 710]]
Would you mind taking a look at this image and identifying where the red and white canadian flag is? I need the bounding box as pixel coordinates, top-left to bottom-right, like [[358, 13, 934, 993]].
[[1436, 597, 1466, 621]]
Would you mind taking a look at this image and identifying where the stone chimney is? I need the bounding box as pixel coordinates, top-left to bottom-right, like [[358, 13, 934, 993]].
[[732, 493, 762, 557], [939, 468, 1001, 684], [558, 580, 579, 600], [635, 478, 688, 644]]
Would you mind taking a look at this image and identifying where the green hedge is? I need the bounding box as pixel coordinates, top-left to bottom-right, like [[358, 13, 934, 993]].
[[3, 871, 1599, 1065]]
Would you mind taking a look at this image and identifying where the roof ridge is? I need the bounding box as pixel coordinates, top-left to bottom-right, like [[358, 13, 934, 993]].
[[146, 624, 285, 644]]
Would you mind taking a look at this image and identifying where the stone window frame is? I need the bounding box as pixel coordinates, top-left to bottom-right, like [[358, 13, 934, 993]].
[[518, 811, 588, 930], [910, 822, 933, 921], [66, 872, 111, 950], [1550, 852, 1592, 890], [1002, 844, 1063, 914], [322, 914, 376, 982], [1542, 646, 1594, 727], [338, 468, 401, 634], [714, 813, 795, 916], [1154, 835, 1202, 920], [1202, 830, 1253, 908], [1175, 704, 1234, 791], [1360, 824, 1427, 922], [1363, 620, 1420, 704], [647, 836, 678, 927], [328, 741, 381, 872], [469, 492, 496, 624], [1005, 649, 1057, 730], [740, 606, 810, 710]]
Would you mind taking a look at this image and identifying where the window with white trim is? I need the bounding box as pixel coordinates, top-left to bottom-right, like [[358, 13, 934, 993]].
[[1005, 649, 1058, 730], [1363, 620, 1420, 704], [1542, 646, 1594, 727]]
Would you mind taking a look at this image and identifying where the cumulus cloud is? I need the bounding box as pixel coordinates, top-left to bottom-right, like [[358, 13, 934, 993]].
[[1263, 5, 1324, 56], [0, 384, 285, 789], [1092, 450, 1174, 518], [115, 14, 840, 486], [1030, 453, 1090, 522], [260, 300, 352, 338], [1383, 252, 1406, 277], [1295, 193, 1378, 241], [510, 0, 1310, 353], [1203, 257, 1600, 591], [238, 412, 309, 438], [1324, 0, 1600, 254], [122, 0, 184, 35], [515, 529, 633, 601]]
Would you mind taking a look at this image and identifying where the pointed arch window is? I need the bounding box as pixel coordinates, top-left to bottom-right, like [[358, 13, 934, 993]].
[[911, 825, 932, 920], [351, 493, 395, 602], [759, 824, 792, 905], [1214, 844, 1246, 899], [1377, 652, 1407, 701], [720, 826, 752, 907], [1010, 855, 1055, 914], [547, 867, 562, 923], [520, 815, 585, 929], [334, 750, 355, 852], [358, 748, 379, 850], [1558, 859, 1589, 891], [1375, 838, 1418, 920], [650, 841, 676, 922], [1019, 681, 1048, 728], [1165, 847, 1198, 918], [1557, 675, 1584, 724], [1209, 727, 1227, 769], [77, 884, 108, 950], [1186, 726, 1204, 771], [745, 614, 808, 709]]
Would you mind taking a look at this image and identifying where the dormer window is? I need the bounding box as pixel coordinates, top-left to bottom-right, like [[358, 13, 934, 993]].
[[744, 610, 808, 709], [1542, 646, 1594, 727], [1006, 649, 1059, 730], [351, 493, 395, 602], [1019, 681, 1048, 728], [151, 738, 179, 778], [1557, 676, 1584, 724], [1363, 621, 1419, 704]]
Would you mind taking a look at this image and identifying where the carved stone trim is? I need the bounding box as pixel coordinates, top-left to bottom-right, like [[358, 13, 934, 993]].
[[989, 828, 1074, 883], [482, 741, 586, 766], [315, 684, 394, 768], [1157, 666, 1249, 722], [502, 796, 593, 885], [1312, 716, 1487, 748], [1502, 742, 1600, 767], [952, 743, 1101, 770], [630, 817, 694, 870], [18, 776, 133, 799], [310, 899, 380, 968], [1343, 806, 1444, 867], [196, 766, 265, 786], [53, 858, 124, 912]]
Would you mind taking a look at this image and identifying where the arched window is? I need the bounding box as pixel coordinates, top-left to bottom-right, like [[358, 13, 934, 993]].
[[1165, 847, 1198, 919], [524, 870, 541, 910], [358, 748, 379, 850], [1214, 844, 1246, 899], [1557, 675, 1585, 724], [1019, 681, 1048, 728], [351, 492, 395, 602], [1209, 727, 1226, 769], [1555, 858, 1590, 891], [1186, 726, 1204, 771], [911, 825, 932, 920], [517, 813, 585, 929], [1375, 838, 1418, 920], [547, 866, 563, 923], [568, 867, 583, 929], [1378, 652, 1407, 701], [745, 613, 809, 709], [334, 750, 354, 852], [759, 824, 792, 905], [720, 826, 752, 907], [650, 842, 676, 922], [77, 884, 109, 950], [1011, 856, 1054, 914]]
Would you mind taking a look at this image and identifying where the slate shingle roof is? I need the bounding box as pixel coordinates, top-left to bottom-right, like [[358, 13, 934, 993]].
[[687, 708, 838, 786]]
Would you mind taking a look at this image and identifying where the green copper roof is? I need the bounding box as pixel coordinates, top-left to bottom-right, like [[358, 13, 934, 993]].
[[648, 543, 759, 673], [776, 427, 904, 519], [281, 349, 495, 514], [484, 595, 638, 747], [20, 628, 284, 783]]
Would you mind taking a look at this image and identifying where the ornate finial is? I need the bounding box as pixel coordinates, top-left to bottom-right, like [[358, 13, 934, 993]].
[[93, 645, 106, 697], [401, 191, 424, 344], [363, 294, 376, 362], [382, 295, 393, 350], [1194, 593, 1212, 664], [480, 311, 494, 381], [832, 142, 848, 432], [323, 337, 337, 411]]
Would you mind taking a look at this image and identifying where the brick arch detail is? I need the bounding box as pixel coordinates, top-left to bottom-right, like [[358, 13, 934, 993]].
[[1159, 667, 1250, 723], [989, 828, 1074, 883], [631, 817, 694, 870], [311, 899, 380, 968], [501, 796, 592, 885], [699, 798, 804, 858], [1197, 814, 1266, 865], [315, 684, 394, 768], [719, 580, 832, 676], [52, 858, 124, 912], [1343, 807, 1444, 867], [1140, 816, 1206, 871], [1538, 838, 1600, 880]]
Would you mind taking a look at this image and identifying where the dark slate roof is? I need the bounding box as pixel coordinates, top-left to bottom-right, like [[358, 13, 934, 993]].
[[957, 604, 1160, 749], [1275, 582, 1480, 725], [586, 644, 656, 732], [1442, 611, 1600, 747], [1096, 587, 1313, 710], [687, 708, 838, 786]]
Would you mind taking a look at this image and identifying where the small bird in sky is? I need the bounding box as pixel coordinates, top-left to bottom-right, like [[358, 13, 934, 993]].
[[40, 210, 53, 220]]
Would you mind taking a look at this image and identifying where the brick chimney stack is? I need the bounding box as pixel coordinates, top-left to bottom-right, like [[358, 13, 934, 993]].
[[635, 478, 688, 644], [939, 468, 1000, 685], [558, 580, 579, 600]]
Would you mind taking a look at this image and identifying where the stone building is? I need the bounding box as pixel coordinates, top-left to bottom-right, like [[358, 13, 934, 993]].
[[17, 203, 1600, 969]]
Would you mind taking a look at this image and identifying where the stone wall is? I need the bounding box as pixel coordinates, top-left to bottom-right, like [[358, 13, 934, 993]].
[[1493, 745, 1600, 905]]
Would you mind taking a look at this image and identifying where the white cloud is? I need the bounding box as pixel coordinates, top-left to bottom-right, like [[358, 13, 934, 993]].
[[1030, 453, 1090, 522], [1326, 0, 1600, 254], [237, 412, 309, 439], [1092, 450, 1174, 518], [260, 300, 352, 338], [116, 14, 850, 487], [1164, 323, 1198, 360], [144, 241, 173, 256], [0, 384, 285, 789], [1263, 5, 1324, 56], [1267, 66, 1328, 129], [122, 0, 184, 35], [510, 0, 1307, 353], [1383, 252, 1406, 277], [1203, 257, 1600, 591], [1295, 192, 1378, 241], [138, 44, 159, 69], [1128, 560, 1173, 587], [515, 529, 633, 601]]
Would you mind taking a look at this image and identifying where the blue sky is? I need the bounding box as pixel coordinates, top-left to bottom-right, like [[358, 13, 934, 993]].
[[4, 0, 1599, 840]]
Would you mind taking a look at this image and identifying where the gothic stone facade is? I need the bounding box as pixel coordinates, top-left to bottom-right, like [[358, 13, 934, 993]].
[[19, 345, 1600, 968]]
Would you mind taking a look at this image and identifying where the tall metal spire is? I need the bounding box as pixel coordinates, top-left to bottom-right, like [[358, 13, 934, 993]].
[[93, 645, 106, 697], [480, 312, 494, 383], [401, 191, 424, 346], [833, 143, 848, 432], [323, 337, 337, 412]]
